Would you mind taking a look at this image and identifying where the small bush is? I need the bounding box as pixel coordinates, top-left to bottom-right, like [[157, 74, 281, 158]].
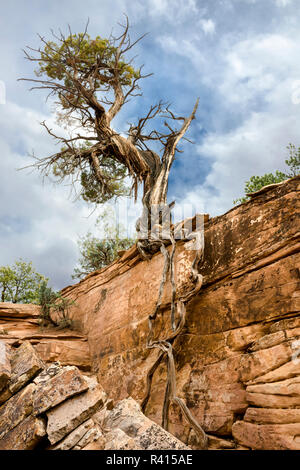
[[38, 280, 75, 329]]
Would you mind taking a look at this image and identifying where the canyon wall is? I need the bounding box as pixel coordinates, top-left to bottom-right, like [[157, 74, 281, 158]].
[[59, 175, 300, 450], [1, 176, 299, 450]]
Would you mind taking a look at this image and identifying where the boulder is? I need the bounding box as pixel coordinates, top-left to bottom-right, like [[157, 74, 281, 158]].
[[33, 366, 88, 415], [9, 341, 44, 394], [0, 383, 36, 440], [0, 341, 11, 392], [95, 397, 189, 450], [0, 415, 46, 450], [50, 419, 95, 450], [104, 428, 141, 450], [73, 425, 102, 450], [46, 377, 106, 444]]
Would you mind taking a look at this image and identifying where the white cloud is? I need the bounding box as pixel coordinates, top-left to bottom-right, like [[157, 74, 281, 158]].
[[178, 85, 300, 216], [0, 101, 102, 288], [200, 19, 216, 35], [168, 28, 300, 215], [143, 0, 198, 22], [276, 0, 292, 6], [1, 0, 300, 289]]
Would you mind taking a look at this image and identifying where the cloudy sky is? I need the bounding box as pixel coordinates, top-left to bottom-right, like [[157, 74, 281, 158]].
[[0, 0, 299, 289]]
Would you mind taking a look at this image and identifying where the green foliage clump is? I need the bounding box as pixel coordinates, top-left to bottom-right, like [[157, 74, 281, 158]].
[[73, 209, 135, 279], [80, 158, 129, 205], [52, 142, 129, 205], [36, 33, 140, 110], [285, 143, 300, 177], [234, 143, 300, 205], [30, 30, 140, 205], [38, 280, 75, 329], [0, 259, 47, 304]]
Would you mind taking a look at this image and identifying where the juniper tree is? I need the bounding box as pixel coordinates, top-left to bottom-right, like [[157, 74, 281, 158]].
[[21, 18, 207, 448], [20, 18, 198, 251]]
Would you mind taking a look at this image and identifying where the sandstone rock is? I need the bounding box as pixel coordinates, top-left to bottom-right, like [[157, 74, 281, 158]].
[[79, 434, 106, 450], [0, 341, 11, 392], [206, 434, 236, 450], [0, 383, 36, 440], [270, 316, 300, 333], [246, 375, 300, 396], [0, 415, 46, 450], [225, 323, 266, 352], [244, 407, 300, 424], [248, 331, 286, 352], [50, 419, 95, 450], [204, 383, 247, 411], [56, 178, 300, 449], [33, 362, 61, 384], [232, 420, 300, 450], [0, 322, 39, 341], [34, 336, 91, 371], [246, 392, 300, 408], [100, 397, 189, 450], [73, 425, 102, 450], [286, 327, 300, 340], [33, 366, 88, 415], [0, 387, 12, 405], [0, 300, 91, 372], [239, 343, 292, 383], [9, 341, 44, 394], [46, 380, 106, 444], [104, 428, 142, 450], [0, 178, 298, 451], [0, 303, 41, 320], [182, 357, 248, 436], [246, 359, 300, 385]]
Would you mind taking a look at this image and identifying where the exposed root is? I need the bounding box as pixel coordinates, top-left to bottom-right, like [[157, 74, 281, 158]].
[[140, 229, 208, 450]]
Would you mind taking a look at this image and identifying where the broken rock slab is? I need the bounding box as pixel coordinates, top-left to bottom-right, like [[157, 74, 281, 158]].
[[0, 415, 46, 450], [33, 362, 61, 384], [0, 341, 11, 392], [33, 366, 88, 415], [95, 397, 189, 450], [9, 341, 44, 394], [0, 383, 36, 440], [46, 377, 106, 444], [104, 428, 142, 450], [73, 424, 102, 450], [50, 418, 95, 450]]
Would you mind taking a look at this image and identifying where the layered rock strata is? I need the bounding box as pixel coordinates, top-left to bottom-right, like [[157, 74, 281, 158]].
[[0, 176, 299, 450], [0, 303, 91, 371], [59, 176, 300, 450]]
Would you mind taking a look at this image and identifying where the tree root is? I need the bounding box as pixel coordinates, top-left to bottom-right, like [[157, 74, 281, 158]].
[[140, 231, 208, 450]]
